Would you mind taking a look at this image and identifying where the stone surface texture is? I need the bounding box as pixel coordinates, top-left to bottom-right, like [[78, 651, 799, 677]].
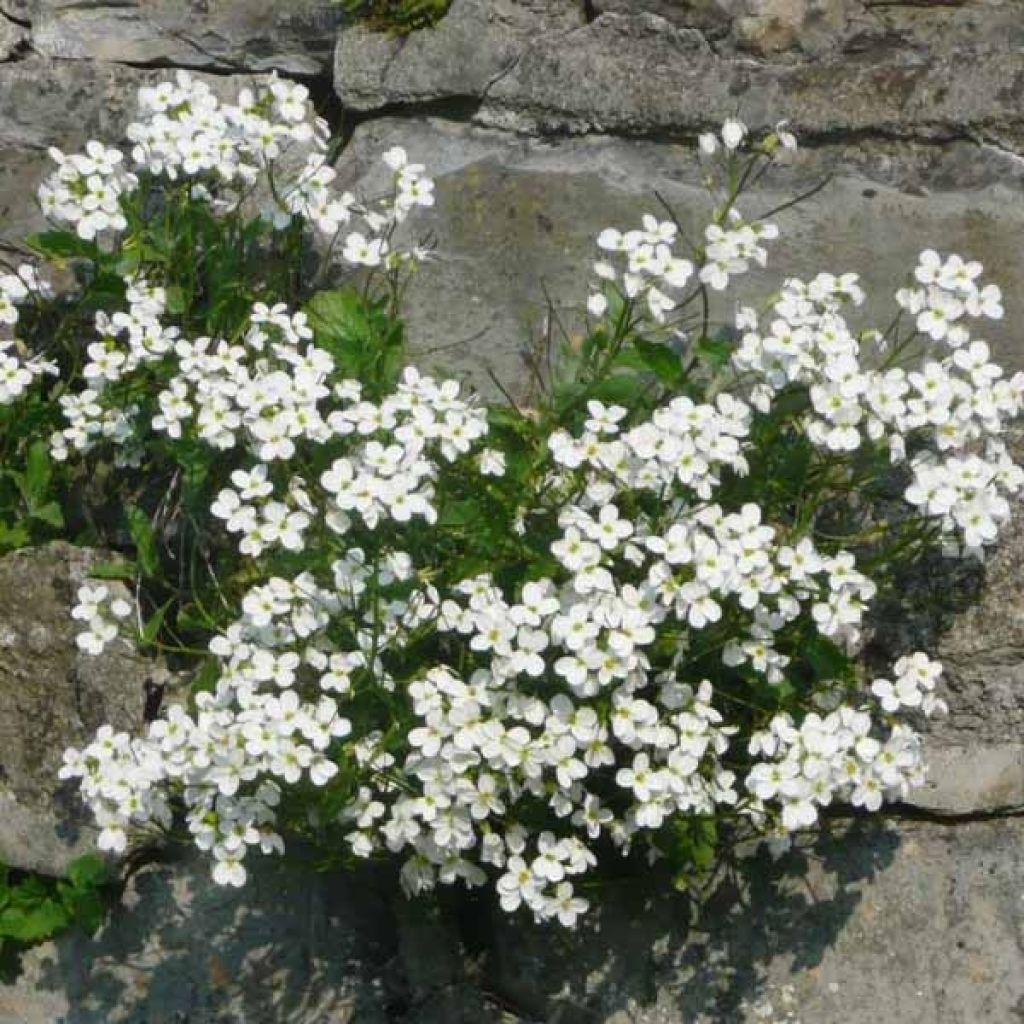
[[334, 0, 1024, 142], [0, 543, 148, 877], [2, 821, 1023, 1023], [19, 1, 343, 74], [0, 60, 280, 246], [335, 116, 1024, 393], [0, 0, 1021, 1021]]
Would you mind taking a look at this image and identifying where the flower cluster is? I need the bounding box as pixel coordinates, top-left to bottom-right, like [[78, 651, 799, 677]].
[[59, 725, 172, 855], [62, 575, 354, 876], [39, 142, 137, 240], [71, 583, 134, 656], [590, 216, 695, 322], [732, 260, 1024, 552], [871, 651, 946, 717], [0, 266, 56, 406], [747, 699, 927, 829], [59, 358, 494, 888], [589, 209, 778, 323], [38, 71, 434, 267], [586, 116, 793, 324], [38, 112, 1020, 930]]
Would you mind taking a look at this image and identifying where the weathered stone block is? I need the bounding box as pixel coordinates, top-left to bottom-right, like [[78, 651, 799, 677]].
[[0, 543, 148, 877], [480, 820, 1024, 1023], [24, 1, 343, 75], [0, 849, 399, 1024], [906, 744, 1024, 816], [336, 117, 1024, 398], [333, 2, 1024, 142], [0, 60, 278, 244], [334, 0, 586, 112], [2, 821, 1022, 1023]]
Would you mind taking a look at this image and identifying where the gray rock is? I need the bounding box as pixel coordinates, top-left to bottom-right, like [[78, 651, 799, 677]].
[[0, 59, 277, 245], [333, 2, 1024, 142], [0, 58, 157, 152], [3, 820, 1022, 1022], [27, 0, 343, 75], [732, 0, 850, 56], [0, 146, 50, 243], [590, 0, 850, 53], [930, 499, 1024, 746], [0, 543, 149, 877], [0, 57, 268, 153], [334, 0, 586, 112], [0, 848, 399, 1024], [906, 745, 1024, 816], [590, 0, 735, 34], [481, 819, 1024, 1023], [336, 117, 1024, 398], [333, 24, 404, 112], [0, 9, 26, 60], [481, 11, 1024, 138]]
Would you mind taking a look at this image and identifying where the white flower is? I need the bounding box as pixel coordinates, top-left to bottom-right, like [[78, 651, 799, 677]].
[[698, 132, 718, 156], [721, 118, 747, 151]]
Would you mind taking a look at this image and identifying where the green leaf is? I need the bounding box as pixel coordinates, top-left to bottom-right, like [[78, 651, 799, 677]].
[[306, 288, 405, 394], [59, 858, 107, 935], [0, 901, 68, 943], [66, 855, 106, 892], [88, 560, 138, 581], [438, 497, 489, 529], [802, 632, 853, 682], [191, 657, 221, 694], [30, 502, 64, 529], [694, 336, 733, 370], [590, 374, 648, 406], [307, 288, 371, 345], [668, 816, 718, 892], [7, 876, 48, 907], [0, 522, 31, 552], [140, 598, 174, 647], [77, 272, 128, 314], [629, 337, 685, 388], [24, 230, 96, 262], [770, 386, 811, 421], [114, 240, 142, 278], [125, 505, 159, 578], [165, 286, 186, 315], [21, 441, 51, 506], [176, 601, 219, 633], [58, 886, 104, 933]]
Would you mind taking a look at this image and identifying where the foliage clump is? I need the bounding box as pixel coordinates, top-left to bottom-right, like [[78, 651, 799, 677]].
[[0, 856, 108, 979], [339, 0, 452, 34], [1, 77, 1020, 930]]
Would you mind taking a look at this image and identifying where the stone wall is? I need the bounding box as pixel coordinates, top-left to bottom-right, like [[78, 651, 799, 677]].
[[0, 3, 1023, 1021]]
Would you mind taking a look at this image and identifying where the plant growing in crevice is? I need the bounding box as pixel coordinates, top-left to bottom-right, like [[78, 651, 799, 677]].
[[338, 0, 452, 34], [0, 855, 109, 980], [0, 79, 1018, 930]]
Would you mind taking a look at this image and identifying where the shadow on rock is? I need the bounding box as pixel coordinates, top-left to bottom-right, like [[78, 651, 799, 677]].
[[459, 819, 901, 1023], [26, 846, 402, 1024], [9, 820, 900, 1024]]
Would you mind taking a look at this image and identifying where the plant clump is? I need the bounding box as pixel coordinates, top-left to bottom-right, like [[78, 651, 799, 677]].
[[338, 0, 452, 35], [0, 81, 1019, 929]]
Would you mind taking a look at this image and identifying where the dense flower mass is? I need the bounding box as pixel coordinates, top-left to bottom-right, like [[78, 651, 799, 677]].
[[4, 79, 1017, 927], [732, 261, 1022, 552], [38, 69, 432, 256]]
